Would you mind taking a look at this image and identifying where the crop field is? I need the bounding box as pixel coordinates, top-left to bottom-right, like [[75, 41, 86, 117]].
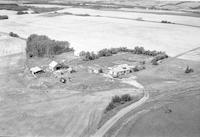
[[0, 6, 200, 57], [0, 33, 25, 57]]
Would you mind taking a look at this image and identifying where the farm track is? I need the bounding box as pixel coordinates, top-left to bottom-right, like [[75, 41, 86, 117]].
[[92, 89, 149, 137]]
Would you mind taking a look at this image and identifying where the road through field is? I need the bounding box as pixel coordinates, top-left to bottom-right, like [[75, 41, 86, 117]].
[[92, 81, 149, 137]]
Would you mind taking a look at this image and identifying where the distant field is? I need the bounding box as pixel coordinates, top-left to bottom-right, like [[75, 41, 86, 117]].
[[1, 6, 200, 57], [0, 33, 25, 56]]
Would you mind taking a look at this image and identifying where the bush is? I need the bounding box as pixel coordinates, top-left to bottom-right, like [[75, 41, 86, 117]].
[[0, 15, 8, 20], [105, 102, 115, 112], [17, 11, 28, 15], [80, 51, 99, 61], [98, 48, 112, 57], [151, 53, 168, 65], [98, 68, 103, 73], [80, 46, 167, 61], [26, 34, 73, 58], [9, 32, 19, 37], [185, 66, 194, 73], [121, 94, 132, 102], [79, 51, 87, 56], [0, 4, 28, 11], [105, 94, 136, 112], [133, 65, 145, 72], [82, 51, 98, 61], [161, 20, 173, 24], [112, 95, 121, 103]]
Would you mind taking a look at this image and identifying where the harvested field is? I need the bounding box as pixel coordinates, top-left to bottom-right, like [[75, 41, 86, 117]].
[[0, 33, 25, 56], [0, 7, 200, 56]]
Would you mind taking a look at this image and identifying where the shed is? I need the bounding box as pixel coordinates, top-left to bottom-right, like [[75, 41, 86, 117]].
[[30, 67, 44, 76], [49, 61, 59, 71]]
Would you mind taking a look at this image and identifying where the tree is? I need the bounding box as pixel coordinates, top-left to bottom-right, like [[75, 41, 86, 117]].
[[26, 34, 73, 58]]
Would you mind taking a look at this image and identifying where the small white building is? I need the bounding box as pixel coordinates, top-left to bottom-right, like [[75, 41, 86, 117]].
[[30, 67, 44, 77], [49, 61, 59, 71]]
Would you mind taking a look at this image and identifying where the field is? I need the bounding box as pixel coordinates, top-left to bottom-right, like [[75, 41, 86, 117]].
[[0, 1, 200, 137], [0, 5, 200, 56], [0, 33, 25, 57], [104, 55, 200, 137]]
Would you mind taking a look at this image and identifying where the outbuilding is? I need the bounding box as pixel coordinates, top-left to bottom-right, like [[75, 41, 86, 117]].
[[49, 61, 59, 71], [49, 61, 69, 71], [30, 67, 44, 77]]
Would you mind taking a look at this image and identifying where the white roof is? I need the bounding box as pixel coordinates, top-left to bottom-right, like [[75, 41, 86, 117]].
[[109, 64, 135, 73], [49, 61, 58, 68], [30, 67, 42, 73]]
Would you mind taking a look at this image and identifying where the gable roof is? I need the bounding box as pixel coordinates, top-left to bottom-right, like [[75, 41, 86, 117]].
[[49, 61, 58, 68]]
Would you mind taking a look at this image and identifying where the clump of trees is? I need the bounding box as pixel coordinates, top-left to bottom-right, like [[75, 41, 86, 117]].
[[0, 4, 28, 11], [79, 51, 99, 61], [161, 20, 173, 24], [185, 66, 194, 73], [0, 15, 8, 20], [26, 34, 73, 58], [17, 11, 28, 15], [151, 53, 168, 65], [9, 32, 19, 37], [105, 94, 140, 112], [80, 46, 167, 61]]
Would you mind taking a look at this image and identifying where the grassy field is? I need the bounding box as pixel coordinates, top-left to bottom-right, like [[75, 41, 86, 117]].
[[104, 53, 200, 137]]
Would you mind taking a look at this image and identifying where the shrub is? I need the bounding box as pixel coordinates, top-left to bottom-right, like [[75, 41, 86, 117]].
[[185, 66, 194, 73], [0, 15, 8, 20], [151, 60, 158, 65], [98, 68, 103, 73], [112, 95, 121, 103], [80, 51, 99, 61], [121, 94, 132, 102], [133, 65, 145, 72], [80, 46, 168, 61], [0, 4, 28, 11], [105, 102, 115, 112], [26, 34, 73, 58], [79, 51, 87, 56], [105, 94, 135, 112], [151, 53, 168, 65], [82, 51, 98, 61], [132, 46, 145, 54], [17, 11, 28, 15], [161, 20, 173, 24], [9, 32, 19, 37], [98, 48, 112, 57]]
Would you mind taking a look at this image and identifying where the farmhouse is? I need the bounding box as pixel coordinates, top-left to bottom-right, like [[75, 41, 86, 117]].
[[108, 64, 135, 78], [30, 66, 44, 77]]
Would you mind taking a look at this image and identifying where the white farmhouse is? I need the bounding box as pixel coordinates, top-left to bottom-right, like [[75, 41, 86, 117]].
[[108, 64, 135, 78]]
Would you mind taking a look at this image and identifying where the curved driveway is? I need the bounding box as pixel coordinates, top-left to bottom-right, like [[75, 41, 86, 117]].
[[92, 86, 149, 137]]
